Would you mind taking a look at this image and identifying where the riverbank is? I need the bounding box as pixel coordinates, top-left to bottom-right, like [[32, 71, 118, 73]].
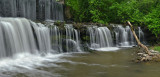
[[133, 45, 160, 62]]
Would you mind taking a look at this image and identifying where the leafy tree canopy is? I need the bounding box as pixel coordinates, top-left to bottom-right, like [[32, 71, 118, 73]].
[[66, 0, 160, 36]]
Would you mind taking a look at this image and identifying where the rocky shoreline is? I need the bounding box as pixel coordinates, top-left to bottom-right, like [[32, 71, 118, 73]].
[[135, 48, 160, 62]]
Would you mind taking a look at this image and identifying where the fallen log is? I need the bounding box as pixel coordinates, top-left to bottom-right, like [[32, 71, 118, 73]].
[[127, 21, 151, 55], [127, 21, 160, 62]]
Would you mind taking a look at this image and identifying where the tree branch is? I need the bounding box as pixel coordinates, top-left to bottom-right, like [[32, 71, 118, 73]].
[[127, 21, 151, 55]]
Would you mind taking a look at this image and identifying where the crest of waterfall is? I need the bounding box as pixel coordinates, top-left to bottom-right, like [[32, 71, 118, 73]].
[[64, 24, 82, 52], [0, 18, 51, 58], [87, 26, 113, 49], [0, 0, 64, 21]]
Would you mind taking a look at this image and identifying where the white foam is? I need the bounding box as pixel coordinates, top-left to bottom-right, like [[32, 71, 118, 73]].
[[118, 45, 135, 48], [93, 47, 120, 51], [0, 52, 67, 71]]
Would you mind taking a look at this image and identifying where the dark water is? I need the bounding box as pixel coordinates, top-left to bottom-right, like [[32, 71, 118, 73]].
[[1, 48, 160, 77]]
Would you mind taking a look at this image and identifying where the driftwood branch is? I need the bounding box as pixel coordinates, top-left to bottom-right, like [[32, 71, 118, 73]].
[[127, 21, 151, 55]]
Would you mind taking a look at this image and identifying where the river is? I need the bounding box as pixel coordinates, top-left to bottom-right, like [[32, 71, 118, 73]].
[[1, 48, 160, 77]]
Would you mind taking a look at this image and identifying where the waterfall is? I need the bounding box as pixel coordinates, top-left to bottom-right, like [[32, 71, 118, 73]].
[[0, 0, 64, 21], [87, 26, 113, 49], [0, 0, 36, 20], [113, 25, 146, 47], [49, 24, 82, 53], [0, 17, 146, 59], [87, 24, 145, 50], [0, 18, 51, 58], [50, 25, 63, 53], [38, 0, 64, 20], [30, 22, 52, 54], [65, 24, 82, 52], [114, 25, 135, 47], [138, 27, 145, 44]]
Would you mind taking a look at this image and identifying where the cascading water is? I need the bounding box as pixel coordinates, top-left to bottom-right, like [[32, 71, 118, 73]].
[[0, 0, 36, 20], [114, 25, 135, 47], [138, 27, 145, 44], [0, 17, 146, 57], [87, 26, 113, 49], [0, 0, 149, 76], [49, 24, 82, 53], [0, 0, 64, 21], [38, 0, 64, 20], [50, 25, 63, 53], [87, 24, 145, 51], [64, 24, 82, 52], [0, 17, 147, 77], [0, 18, 51, 58], [113, 25, 145, 47], [30, 22, 52, 54]]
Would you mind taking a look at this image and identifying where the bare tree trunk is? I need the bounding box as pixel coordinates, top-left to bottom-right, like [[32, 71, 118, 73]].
[[127, 21, 151, 55]]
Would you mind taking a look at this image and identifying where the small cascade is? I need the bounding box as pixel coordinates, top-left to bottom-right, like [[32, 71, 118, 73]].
[[113, 25, 145, 47], [50, 25, 63, 53], [87, 24, 146, 49], [64, 24, 82, 52], [87, 26, 113, 49], [138, 27, 145, 44], [127, 26, 135, 46], [114, 25, 135, 46], [49, 24, 82, 53], [0, 18, 51, 58], [30, 22, 52, 54]]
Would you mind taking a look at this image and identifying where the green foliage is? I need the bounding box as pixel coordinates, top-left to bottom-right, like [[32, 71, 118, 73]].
[[153, 46, 160, 52], [66, 0, 91, 22], [66, 0, 160, 36], [144, 5, 160, 37], [88, 0, 113, 24]]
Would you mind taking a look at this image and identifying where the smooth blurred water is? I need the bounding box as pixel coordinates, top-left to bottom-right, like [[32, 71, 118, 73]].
[[0, 48, 160, 77], [0, 0, 64, 21]]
